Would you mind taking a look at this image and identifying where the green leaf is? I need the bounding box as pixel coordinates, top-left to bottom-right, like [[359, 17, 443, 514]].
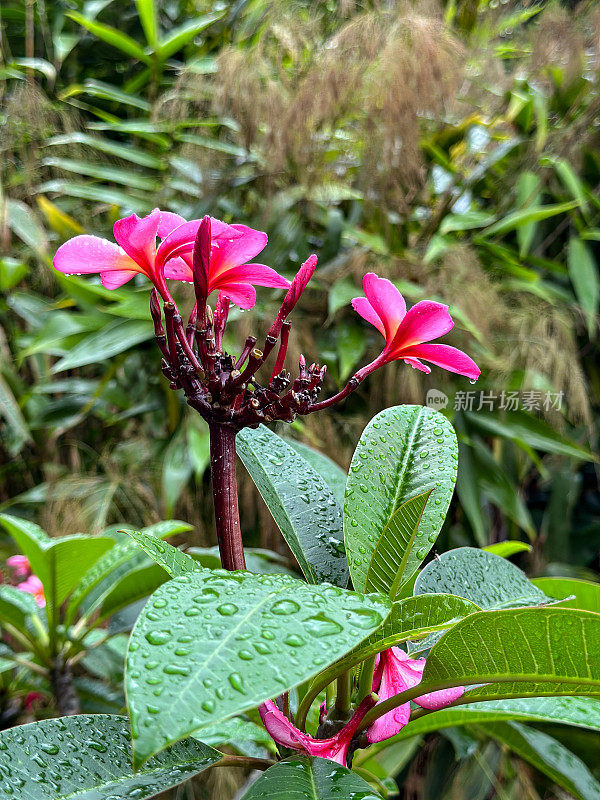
[[47, 132, 165, 169], [549, 156, 590, 221], [394, 696, 600, 741], [0, 715, 220, 800], [439, 211, 496, 234], [41, 157, 158, 191], [568, 237, 599, 339], [97, 563, 169, 622], [195, 717, 273, 748], [59, 79, 151, 110], [237, 425, 348, 586], [485, 722, 600, 800], [155, 13, 225, 61], [67, 11, 152, 64], [516, 171, 541, 257], [483, 541, 531, 558], [286, 440, 347, 508], [52, 319, 154, 372], [464, 410, 593, 461], [126, 569, 390, 764], [415, 547, 555, 610], [66, 521, 191, 623], [135, 0, 158, 47], [0, 372, 32, 456], [303, 594, 480, 702], [365, 491, 432, 597], [4, 199, 48, 253], [414, 607, 600, 703], [0, 514, 113, 609], [345, 405, 458, 593], [239, 756, 383, 799], [124, 528, 200, 577], [482, 201, 578, 237], [532, 577, 600, 613]]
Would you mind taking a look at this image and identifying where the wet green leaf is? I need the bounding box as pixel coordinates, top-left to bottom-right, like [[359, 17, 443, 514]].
[[345, 405, 457, 593], [0, 715, 220, 799], [126, 569, 390, 764], [238, 425, 348, 586], [415, 547, 555, 610], [240, 756, 383, 799]]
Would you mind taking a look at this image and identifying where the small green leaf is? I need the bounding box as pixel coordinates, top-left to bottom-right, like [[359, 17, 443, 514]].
[[135, 0, 159, 47], [568, 237, 599, 339], [516, 171, 541, 257], [126, 569, 390, 764], [0, 586, 45, 639], [155, 13, 225, 61], [97, 563, 169, 622], [482, 201, 578, 237], [345, 406, 458, 593], [483, 541, 531, 558], [238, 425, 348, 586], [415, 547, 555, 610], [365, 491, 432, 598], [0, 715, 220, 800], [5, 199, 48, 253], [67, 11, 152, 64], [239, 756, 383, 800], [439, 211, 496, 234], [124, 529, 200, 577]]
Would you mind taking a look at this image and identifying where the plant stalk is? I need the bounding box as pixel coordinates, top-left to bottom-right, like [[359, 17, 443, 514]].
[[209, 423, 246, 571]]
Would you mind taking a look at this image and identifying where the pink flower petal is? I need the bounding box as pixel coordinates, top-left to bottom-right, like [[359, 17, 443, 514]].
[[113, 209, 162, 273], [155, 217, 233, 269], [100, 269, 138, 289], [352, 296, 386, 337], [366, 700, 411, 744], [390, 301, 453, 351], [157, 211, 186, 239], [53, 236, 136, 276], [401, 343, 481, 380], [415, 685, 465, 710], [210, 225, 268, 276], [215, 263, 290, 291], [362, 273, 406, 340], [217, 282, 257, 309], [402, 357, 431, 373], [163, 257, 194, 282]]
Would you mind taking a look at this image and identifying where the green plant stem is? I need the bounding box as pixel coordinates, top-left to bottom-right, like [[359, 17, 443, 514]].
[[334, 670, 352, 717], [8, 656, 47, 676], [357, 656, 376, 703]]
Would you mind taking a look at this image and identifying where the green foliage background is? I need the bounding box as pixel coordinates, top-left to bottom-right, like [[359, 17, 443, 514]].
[[0, 0, 599, 794]]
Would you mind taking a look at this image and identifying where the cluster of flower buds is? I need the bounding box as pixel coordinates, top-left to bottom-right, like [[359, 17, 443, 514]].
[[149, 219, 329, 429]]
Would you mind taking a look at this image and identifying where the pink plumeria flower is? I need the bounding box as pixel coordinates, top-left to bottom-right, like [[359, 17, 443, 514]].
[[53, 208, 188, 299], [7, 555, 31, 579], [352, 273, 480, 380], [367, 647, 464, 743], [158, 215, 290, 309], [259, 694, 376, 767], [17, 575, 45, 608]]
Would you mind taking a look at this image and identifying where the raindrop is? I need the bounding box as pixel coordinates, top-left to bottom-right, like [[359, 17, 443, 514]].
[[270, 599, 300, 615]]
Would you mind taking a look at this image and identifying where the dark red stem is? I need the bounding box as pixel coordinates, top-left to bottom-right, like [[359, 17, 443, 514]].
[[209, 423, 246, 571]]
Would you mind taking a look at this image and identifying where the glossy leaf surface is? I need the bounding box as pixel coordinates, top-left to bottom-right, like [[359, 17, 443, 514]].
[[238, 425, 348, 586], [126, 569, 390, 764], [0, 714, 220, 799], [240, 756, 383, 799], [415, 547, 555, 609], [345, 405, 457, 593]]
